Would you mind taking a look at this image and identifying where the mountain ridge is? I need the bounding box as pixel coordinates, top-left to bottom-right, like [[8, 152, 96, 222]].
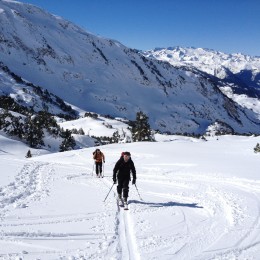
[[142, 46, 260, 95], [1, 0, 260, 135]]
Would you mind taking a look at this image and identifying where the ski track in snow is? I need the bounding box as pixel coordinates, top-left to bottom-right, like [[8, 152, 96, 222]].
[[0, 156, 260, 259], [100, 176, 140, 260], [133, 167, 260, 260], [0, 163, 112, 260], [0, 160, 140, 260], [0, 162, 53, 210]]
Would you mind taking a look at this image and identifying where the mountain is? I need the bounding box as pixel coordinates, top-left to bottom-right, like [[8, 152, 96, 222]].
[[142, 47, 260, 117], [1, 134, 260, 259], [1, 0, 260, 135], [0, 61, 78, 118], [142, 47, 260, 95]]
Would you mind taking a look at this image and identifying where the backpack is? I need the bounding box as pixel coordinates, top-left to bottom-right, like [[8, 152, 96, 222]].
[[93, 149, 100, 160]]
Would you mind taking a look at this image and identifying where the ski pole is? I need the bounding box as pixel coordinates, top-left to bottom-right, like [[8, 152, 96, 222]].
[[103, 183, 114, 202], [92, 162, 95, 176], [134, 184, 143, 201], [102, 163, 105, 178]]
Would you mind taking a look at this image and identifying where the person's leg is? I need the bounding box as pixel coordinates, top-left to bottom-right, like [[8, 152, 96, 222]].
[[99, 162, 103, 174], [122, 179, 130, 202], [95, 163, 99, 175], [117, 179, 123, 198], [96, 162, 102, 176]]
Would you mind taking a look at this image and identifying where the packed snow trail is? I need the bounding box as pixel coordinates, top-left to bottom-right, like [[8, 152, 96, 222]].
[[132, 170, 260, 259], [0, 160, 115, 259], [0, 136, 260, 259], [0, 153, 141, 259], [103, 176, 141, 260], [0, 162, 53, 209]]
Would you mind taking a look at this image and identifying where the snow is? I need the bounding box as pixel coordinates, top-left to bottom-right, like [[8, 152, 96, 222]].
[[143, 47, 260, 76], [142, 47, 260, 121], [1, 134, 260, 259], [59, 115, 131, 138], [1, 1, 260, 134], [220, 86, 260, 120], [1, 2, 260, 258]]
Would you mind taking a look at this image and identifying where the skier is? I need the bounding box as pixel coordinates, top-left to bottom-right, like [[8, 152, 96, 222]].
[[93, 149, 105, 177], [113, 151, 136, 207]]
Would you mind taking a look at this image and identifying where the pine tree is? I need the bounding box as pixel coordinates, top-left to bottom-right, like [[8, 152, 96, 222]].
[[24, 116, 44, 148], [78, 128, 85, 135], [8, 116, 24, 139], [36, 111, 60, 136], [112, 130, 120, 143], [25, 149, 32, 158], [254, 143, 260, 153], [0, 110, 12, 130], [131, 111, 154, 142], [59, 129, 76, 152]]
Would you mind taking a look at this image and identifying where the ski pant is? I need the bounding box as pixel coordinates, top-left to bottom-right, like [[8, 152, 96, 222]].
[[95, 162, 103, 175], [117, 178, 130, 198]]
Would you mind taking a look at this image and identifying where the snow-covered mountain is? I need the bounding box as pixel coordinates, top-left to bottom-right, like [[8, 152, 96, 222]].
[[143, 47, 260, 77], [0, 61, 78, 118], [143, 46, 260, 94], [1, 0, 260, 134], [143, 47, 260, 117]]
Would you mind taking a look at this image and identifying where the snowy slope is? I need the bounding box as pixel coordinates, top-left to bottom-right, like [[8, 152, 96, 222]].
[[143, 47, 260, 118], [0, 62, 78, 117], [59, 115, 130, 139], [220, 85, 260, 120], [1, 0, 260, 134], [0, 135, 260, 259]]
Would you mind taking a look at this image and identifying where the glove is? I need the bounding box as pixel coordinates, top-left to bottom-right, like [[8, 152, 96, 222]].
[[132, 179, 136, 185], [113, 178, 116, 184], [103, 161, 105, 163]]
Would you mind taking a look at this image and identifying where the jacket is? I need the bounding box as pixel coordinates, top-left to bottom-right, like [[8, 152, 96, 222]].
[[113, 157, 136, 181], [93, 151, 105, 163]]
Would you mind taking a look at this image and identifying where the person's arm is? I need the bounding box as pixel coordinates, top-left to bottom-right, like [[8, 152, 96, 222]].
[[103, 153, 105, 163], [131, 161, 136, 181], [113, 160, 120, 182]]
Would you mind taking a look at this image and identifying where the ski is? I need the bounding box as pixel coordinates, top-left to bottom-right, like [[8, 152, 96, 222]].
[[117, 198, 124, 208], [116, 197, 129, 210], [117, 198, 129, 210], [123, 200, 129, 210]]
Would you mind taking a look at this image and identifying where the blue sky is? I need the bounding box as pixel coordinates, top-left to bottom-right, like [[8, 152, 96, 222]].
[[17, 0, 260, 56]]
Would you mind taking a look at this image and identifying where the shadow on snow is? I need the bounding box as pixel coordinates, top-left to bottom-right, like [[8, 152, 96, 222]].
[[128, 200, 203, 209]]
